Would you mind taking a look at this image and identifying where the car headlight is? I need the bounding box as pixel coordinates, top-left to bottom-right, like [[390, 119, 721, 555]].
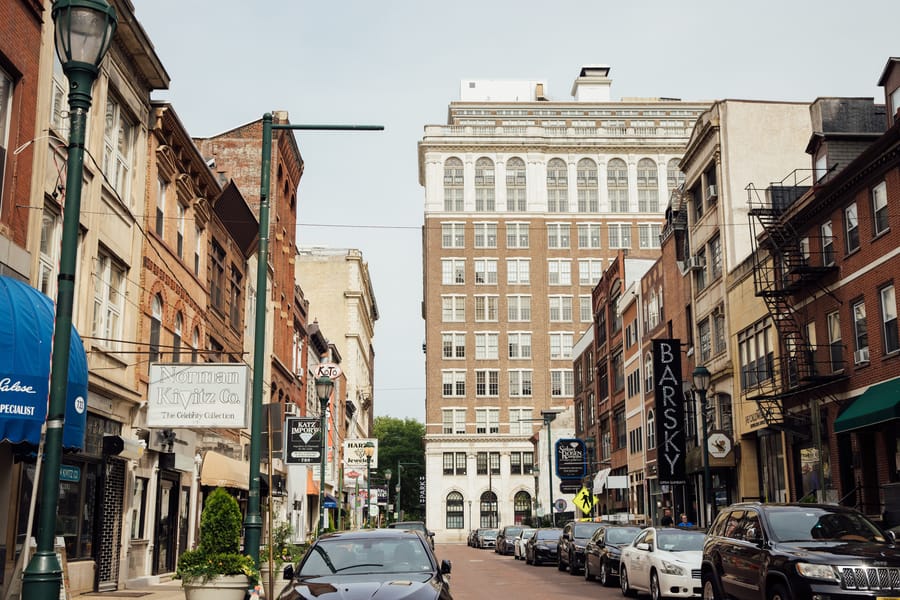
[[796, 562, 840, 582], [659, 560, 685, 576]]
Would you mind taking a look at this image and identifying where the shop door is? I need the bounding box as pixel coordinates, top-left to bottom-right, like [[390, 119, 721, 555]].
[[153, 473, 180, 574], [96, 459, 126, 591]]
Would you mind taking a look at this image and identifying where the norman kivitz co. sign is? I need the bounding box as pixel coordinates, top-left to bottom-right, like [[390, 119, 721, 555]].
[[653, 339, 686, 485], [147, 364, 249, 428]]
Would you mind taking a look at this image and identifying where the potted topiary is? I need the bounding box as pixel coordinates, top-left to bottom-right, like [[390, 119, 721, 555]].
[[176, 487, 258, 600]]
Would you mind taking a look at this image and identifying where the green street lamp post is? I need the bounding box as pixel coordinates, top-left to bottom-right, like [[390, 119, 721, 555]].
[[364, 442, 375, 527], [395, 461, 416, 521], [23, 2, 116, 598], [246, 116, 381, 563], [692, 365, 712, 526], [542, 411, 557, 526], [383, 469, 392, 525], [315, 376, 334, 533]]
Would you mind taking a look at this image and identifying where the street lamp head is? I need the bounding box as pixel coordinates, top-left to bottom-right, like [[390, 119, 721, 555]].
[[52, 0, 117, 78], [364, 441, 375, 458], [692, 364, 711, 392], [315, 376, 334, 406], [384, 468, 392, 481]]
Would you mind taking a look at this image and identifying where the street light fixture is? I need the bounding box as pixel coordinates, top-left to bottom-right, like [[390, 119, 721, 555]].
[[364, 442, 375, 527], [23, 2, 117, 598], [519, 411, 558, 526], [315, 376, 334, 533], [692, 364, 712, 526], [395, 461, 416, 521], [383, 469, 392, 525]]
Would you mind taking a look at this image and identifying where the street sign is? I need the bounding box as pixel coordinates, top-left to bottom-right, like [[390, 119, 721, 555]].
[[554, 498, 567, 512], [574, 487, 598, 516], [284, 417, 321, 464], [560, 480, 580, 494], [555, 438, 586, 479], [708, 431, 733, 458], [315, 363, 342, 379]]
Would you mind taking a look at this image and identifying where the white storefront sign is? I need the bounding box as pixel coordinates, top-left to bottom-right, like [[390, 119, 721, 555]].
[[343, 438, 379, 469], [147, 363, 250, 428]]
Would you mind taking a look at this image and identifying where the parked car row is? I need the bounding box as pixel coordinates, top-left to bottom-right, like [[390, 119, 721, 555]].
[[467, 502, 900, 600]]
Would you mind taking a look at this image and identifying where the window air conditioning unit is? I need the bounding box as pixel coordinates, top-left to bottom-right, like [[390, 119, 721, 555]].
[[688, 255, 706, 270], [284, 403, 298, 417], [707, 184, 718, 201], [853, 347, 870, 365]]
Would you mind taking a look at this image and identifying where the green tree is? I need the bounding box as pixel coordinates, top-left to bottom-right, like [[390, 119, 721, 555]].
[[373, 416, 425, 520]]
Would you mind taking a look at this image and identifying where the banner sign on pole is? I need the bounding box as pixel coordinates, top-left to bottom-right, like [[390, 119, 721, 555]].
[[654, 339, 686, 485], [555, 438, 586, 479], [284, 417, 321, 464]]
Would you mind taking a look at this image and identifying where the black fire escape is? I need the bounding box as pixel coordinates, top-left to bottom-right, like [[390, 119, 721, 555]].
[[746, 170, 847, 435]]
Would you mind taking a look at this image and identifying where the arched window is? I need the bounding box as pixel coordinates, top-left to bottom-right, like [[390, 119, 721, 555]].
[[577, 158, 598, 213], [546, 158, 568, 212], [637, 158, 658, 212], [514, 491, 532, 525], [173, 312, 183, 362], [150, 294, 163, 364], [667, 158, 684, 192], [506, 157, 526, 211], [647, 409, 656, 449], [443, 158, 464, 211], [191, 327, 200, 363], [446, 492, 464, 529], [607, 158, 628, 212], [645, 353, 654, 392], [480, 490, 498, 528], [475, 157, 495, 212]]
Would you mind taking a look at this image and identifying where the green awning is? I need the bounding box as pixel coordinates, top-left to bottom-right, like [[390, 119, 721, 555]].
[[834, 378, 900, 433]]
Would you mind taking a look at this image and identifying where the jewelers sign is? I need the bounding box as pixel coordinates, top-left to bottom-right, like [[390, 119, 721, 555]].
[[653, 339, 686, 486], [147, 364, 249, 428]]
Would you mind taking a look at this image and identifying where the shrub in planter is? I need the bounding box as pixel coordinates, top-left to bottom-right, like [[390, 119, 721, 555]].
[[176, 488, 258, 584]]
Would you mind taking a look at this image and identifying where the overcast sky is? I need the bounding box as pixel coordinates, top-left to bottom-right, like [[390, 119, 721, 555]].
[[134, 0, 896, 423]]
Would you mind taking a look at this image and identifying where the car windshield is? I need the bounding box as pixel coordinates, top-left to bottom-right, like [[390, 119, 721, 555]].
[[656, 530, 705, 552], [536, 529, 561, 540], [298, 537, 432, 576], [766, 508, 888, 543], [519, 528, 536, 539], [482, 530, 498, 539], [606, 527, 641, 545], [505, 527, 522, 537], [573, 523, 602, 539]]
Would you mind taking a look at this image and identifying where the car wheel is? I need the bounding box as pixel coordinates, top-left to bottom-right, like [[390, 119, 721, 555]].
[[768, 583, 793, 600], [599, 560, 611, 587], [584, 559, 594, 582], [557, 554, 566, 571], [701, 571, 722, 600], [620, 565, 636, 597], [650, 571, 661, 600]]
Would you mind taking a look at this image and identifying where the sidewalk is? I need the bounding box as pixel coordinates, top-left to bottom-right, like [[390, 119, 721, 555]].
[[75, 580, 184, 600]]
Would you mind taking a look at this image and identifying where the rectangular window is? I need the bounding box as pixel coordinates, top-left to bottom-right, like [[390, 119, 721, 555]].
[[828, 311, 843, 372], [714, 311, 727, 354], [608, 223, 632, 249], [475, 370, 499, 397], [476, 408, 500, 434], [474, 295, 499, 321], [580, 295, 592, 323], [229, 264, 242, 330], [873, 182, 889, 235], [547, 223, 571, 248], [92, 252, 126, 351], [738, 321, 773, 390], [131, 476, 148, 539], [441, 370, 466, 397], [695, 248, 708, 290], [614, 408, 627, 449], [509, 408, 534, 435], [194, 226, 202, 276], [442, 222, 465, 248], [211, 240, 225, 310], [103, 95, 135, 200], [39, 207, 62, 298], [474, 259, 498, 284], [441, 259, 465, 285], [506, 222, 529, 248], [507, 295, 531, 322], [510, 452, 522, 475], [822, 221, 835, 266], [442, 295, 466, 322], [508, 332, 532, 359], [882, 285, 899, 354], [578, 259, 603, 286], [176, 203, 185, 258], [442, 408, 466, 434], [698, 317, 711, 362], [509, 370, 533, 397], [845, 203, 859, 253], [49, 58, 69, 138], [638, 223, 661, 249], [442, 332, 466, 359], [476, 452, 487, 475], [548, 259, 572, 285], [549, 296, 573, 322], [551, 370, 574, 397], [155, 178, 166, 235], [475, 332, 499, 359], [852, 300, 868, 363], [506, 258, 530, 284], [549, 332, 574, 359], [709, 234, 723, 280], [455, 452, 467, 475], [612, 350, 624, 392], [474, 222, 497, 248], [443, 452, 455, 475], [577, 223, 602, 248]]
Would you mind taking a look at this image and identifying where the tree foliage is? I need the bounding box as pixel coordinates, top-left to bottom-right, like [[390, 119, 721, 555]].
[[373, 417, 425, 519]]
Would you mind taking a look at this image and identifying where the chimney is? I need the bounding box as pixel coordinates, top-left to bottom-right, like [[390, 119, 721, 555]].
[[571, 65, 612, 102]]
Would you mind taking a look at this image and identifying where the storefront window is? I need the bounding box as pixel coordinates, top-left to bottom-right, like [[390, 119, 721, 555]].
[[132, 477, 148, 539]]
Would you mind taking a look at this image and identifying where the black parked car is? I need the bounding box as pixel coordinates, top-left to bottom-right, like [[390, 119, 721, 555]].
[[557, 520, 604, 574], [702, 502, 899, 600], [387, 520, 435, 550], [583, 524, 641, 586], [525, 527, 562, 566], [495, 525, 523, 555], [277, 528, 452, 600]]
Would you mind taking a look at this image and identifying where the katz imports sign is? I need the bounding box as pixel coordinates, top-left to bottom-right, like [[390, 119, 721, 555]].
[[147, 364, 249, 428], [653, 339, 686, 485], [284, 417, 322, 464], [555, 438, 586, 479]]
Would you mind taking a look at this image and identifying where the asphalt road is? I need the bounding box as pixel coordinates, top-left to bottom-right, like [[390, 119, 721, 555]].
[[436, 543, 629, 600]]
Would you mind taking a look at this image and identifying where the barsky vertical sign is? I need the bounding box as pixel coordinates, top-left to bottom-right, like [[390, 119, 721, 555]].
[[653, 339, 686, 485]]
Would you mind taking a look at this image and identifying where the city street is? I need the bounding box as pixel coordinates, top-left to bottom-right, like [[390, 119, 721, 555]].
[[435, 543, 625, 600]]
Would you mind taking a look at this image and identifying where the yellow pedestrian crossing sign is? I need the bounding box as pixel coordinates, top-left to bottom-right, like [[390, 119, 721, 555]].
[[574, 487, 598, 515]]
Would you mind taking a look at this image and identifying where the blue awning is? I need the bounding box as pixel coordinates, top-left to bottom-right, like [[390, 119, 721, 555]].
[[0, 275, 88, 449], [323, 494, 338, 509]]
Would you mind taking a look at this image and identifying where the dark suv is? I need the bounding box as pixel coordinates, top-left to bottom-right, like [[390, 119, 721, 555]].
[[557, 520, 603, 575], [702, 502, 899, 600]]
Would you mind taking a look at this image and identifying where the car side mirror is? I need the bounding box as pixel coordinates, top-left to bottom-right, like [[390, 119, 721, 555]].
[[636, 542, 651, 551], [282, 564, 294, 580], [441, 559, 452, 575]]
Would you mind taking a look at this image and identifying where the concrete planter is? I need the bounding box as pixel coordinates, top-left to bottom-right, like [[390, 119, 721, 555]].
[[182, 574, 250, 600]]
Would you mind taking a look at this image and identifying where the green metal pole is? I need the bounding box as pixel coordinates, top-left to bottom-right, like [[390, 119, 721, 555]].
[[366, 456, 372, 528], [245, 113, 273, 566], [699, 388, 712, 526], [22, 60, 98, 600], [547, 418, 554, 527], [318, 394, 328, 532]]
